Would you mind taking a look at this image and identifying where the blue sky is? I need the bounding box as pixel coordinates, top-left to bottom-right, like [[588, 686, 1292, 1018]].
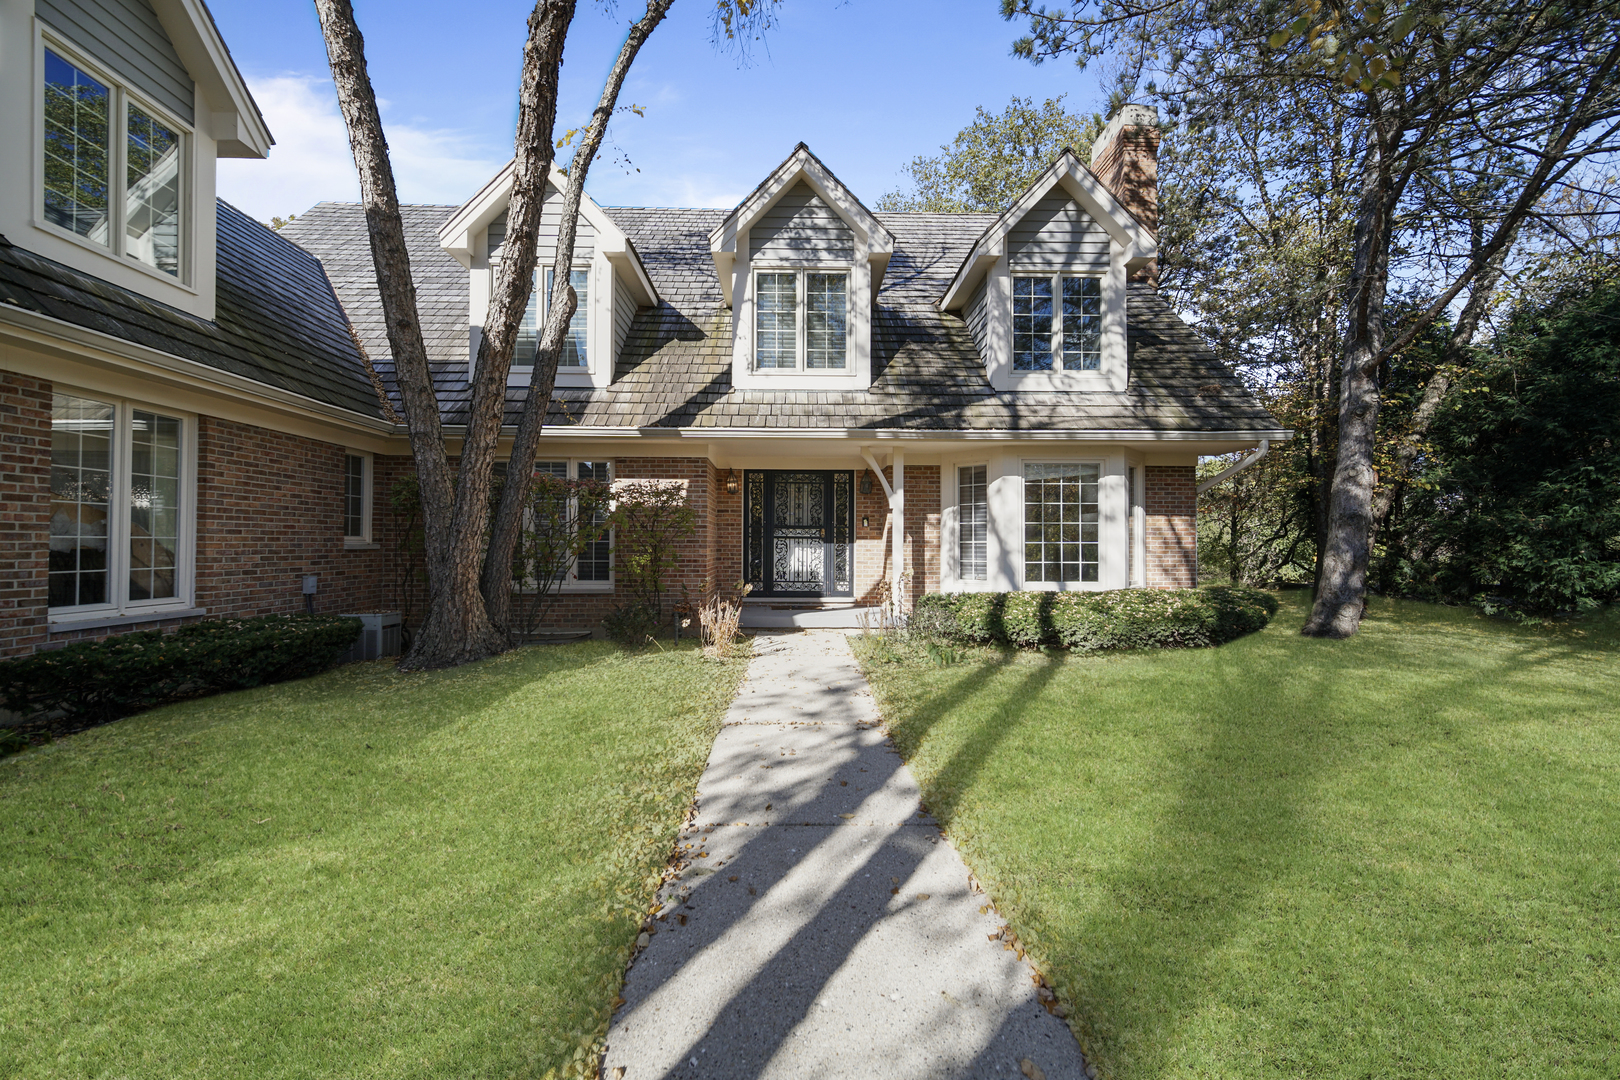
[[212, 0, 1110, 220]]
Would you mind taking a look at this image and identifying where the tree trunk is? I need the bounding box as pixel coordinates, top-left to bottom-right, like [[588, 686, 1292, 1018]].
[[482, 0, 676, 631], [316, 0, 573, 669]]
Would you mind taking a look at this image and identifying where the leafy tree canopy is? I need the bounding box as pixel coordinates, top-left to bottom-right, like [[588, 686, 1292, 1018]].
[[876, 95, 1104, 213]]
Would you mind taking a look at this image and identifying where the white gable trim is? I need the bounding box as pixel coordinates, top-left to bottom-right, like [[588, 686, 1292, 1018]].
[[439, 161, 657, 305], [709, 143, 894, 308], [148, 0, 272, 158], [938, 150, 1156, 312]]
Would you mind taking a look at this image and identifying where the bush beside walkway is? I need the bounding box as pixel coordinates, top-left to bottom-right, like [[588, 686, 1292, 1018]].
[[0, 641, 747, 1079]]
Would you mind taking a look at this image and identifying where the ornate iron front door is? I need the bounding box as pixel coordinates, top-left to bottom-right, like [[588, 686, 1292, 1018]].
[[744, 470, 853, 597]]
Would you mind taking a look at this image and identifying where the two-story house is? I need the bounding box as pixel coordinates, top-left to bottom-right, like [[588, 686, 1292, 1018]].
[[0, 0, 1286, 653]]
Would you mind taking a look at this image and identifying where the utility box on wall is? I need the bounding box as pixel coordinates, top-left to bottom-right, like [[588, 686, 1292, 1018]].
[[340, 612, 403, 663]]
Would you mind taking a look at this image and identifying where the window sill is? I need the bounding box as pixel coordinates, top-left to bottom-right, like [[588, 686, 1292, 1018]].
[[561, 582, 615, 594], [344, 539, 381, 551], [49, 606, 208, 634]]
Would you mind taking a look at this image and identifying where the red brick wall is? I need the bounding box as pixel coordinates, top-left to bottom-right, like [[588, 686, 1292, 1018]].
[[0, 372, 52, 657], [1093, 120, 1160, 283], [1145, 465, 1197, 588], [854, 464, 940, 610]]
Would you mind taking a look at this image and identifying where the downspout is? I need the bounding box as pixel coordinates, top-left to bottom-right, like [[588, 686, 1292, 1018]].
[[860, 447, 904, 620], [1197, 439, 1270, 495]]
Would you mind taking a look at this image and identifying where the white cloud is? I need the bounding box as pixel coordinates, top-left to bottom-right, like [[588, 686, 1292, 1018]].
[[217, 75, 505, 223]]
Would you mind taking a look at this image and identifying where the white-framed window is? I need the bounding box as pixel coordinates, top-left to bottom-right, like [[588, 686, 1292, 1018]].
[[957, 464, 988, 581], [754, 268, 848, 371], [39, 40, 187, 281], [514, 267, 589, 371], [49, 390, 193, 615], [1023, 462, 1100, 583], [343, 452, 372, 545], [533, 459, 614, 589], [1012, 275, 1101, 371]]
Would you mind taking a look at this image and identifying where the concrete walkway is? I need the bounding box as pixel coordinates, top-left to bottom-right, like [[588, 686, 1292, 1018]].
[[602, 631, 1090, 1080]]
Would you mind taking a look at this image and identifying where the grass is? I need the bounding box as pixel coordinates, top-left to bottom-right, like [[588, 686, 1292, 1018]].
[[0, 640, 747, 1079], [854, 593, 1620, 1080]]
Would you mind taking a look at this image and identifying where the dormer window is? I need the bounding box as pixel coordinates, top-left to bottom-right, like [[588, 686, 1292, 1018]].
[[42, 47, 185, 280], [755, 269, 848, 371], [514, 267, 589, 371], [1012, 275, 1102, 371]]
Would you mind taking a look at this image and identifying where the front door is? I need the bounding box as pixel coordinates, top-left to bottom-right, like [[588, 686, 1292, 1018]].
[[744, 470, 854, 597]]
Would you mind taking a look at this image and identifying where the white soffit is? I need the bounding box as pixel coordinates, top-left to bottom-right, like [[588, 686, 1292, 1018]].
[[148, 0, 273, 158], [708, 143, 895, 306], [938, 149, 1158, 312], [438, 161, 658, 306]]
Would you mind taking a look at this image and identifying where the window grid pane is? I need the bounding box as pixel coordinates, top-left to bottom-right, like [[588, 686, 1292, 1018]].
[[575, 460, 612, 580], [125, 104, 181, 276], [344, 455, 366, 538], [129, 410, 181, 602], [805, 273, 847, 370], [513, 269, 541, 369], [558, 268, 589, 368], [755, 273, 798, 369], [1024, 462, 1099, 583], [49, 393, 114, 608], [43, 51, 110, 245], [1060, 277, 1102, 370], [1013, 277, 1053, 370], [958, 465, 987, 581]]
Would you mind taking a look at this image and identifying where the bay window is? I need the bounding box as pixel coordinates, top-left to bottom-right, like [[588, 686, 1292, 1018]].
[[755, 269, 847, 371], [50, 392, 191, 615], [1024, 462, 1099, 583], [1012, 275, 1101, 371], [514, 268, 589, 371], [42, 47, 185, 278]]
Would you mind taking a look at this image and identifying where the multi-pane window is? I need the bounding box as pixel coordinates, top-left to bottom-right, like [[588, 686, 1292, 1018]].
[[754, 269, 847, 371], [50, 392, 187, 612], [41, 48, 185, 278], [1013, 275, 1101, 371], [1024, 462, 1099, 583], [532, 459, 613, 585], [343, 454, 369, 540], [958, 465, 987, 581], [515, 268, 589, 369]]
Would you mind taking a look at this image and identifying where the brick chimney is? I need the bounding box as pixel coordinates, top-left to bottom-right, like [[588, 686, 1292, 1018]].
[[1089, 104, 1160, 282]]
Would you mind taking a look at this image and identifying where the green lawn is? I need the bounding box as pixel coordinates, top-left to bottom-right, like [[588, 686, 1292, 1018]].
[[855, 594, 1620, 1080], [0, 641, 746, 1079]]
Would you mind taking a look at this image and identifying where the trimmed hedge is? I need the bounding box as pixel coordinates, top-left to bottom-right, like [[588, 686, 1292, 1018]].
[[914, 586, 1279, 652], [0, 615, 362, 726]]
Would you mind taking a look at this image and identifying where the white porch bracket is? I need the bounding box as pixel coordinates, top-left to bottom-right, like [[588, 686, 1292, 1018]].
[[1197, 439, 1270, 495], [860, 447, 904, 619]]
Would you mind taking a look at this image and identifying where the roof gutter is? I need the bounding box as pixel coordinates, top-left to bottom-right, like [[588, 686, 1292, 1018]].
[[1197, 439, 1270, 494]]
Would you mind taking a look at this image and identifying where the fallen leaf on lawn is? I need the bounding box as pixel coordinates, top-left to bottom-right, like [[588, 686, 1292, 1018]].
[[1019, 1059, 1046, 1080], [980, 905, 991, 915], [612, 1069, 626, 1079], [840, 780, 848, 786], [611, 996, 626, 1010], [890, 887, 899, 895], [838, 813, 855, 820], [728, 875, 739, 882], [915, 893, 930, 901]]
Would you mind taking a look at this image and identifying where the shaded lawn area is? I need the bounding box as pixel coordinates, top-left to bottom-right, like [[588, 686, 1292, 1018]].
[[854, 594, 1620, 1080], [0, 641, 747, 1079]]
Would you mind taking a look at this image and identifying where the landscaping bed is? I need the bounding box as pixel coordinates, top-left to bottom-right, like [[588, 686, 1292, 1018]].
[[0, 640, 747, 1079], [855, 592, 1620, 1079]]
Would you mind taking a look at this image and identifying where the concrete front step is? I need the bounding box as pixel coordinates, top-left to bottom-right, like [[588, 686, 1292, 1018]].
[[740, 602, 886, 629]]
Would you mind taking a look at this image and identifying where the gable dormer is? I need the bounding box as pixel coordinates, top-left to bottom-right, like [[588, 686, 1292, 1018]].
[[940, 110, 1159, 393], [440, 161, 658, 390], [710, 144, 894, 392], [2, 0, 272, 320]]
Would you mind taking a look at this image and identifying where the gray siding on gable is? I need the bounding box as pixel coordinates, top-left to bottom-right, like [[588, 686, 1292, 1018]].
[[749, 181, 854, 263], [487, 184, 596, 266], [965, 272, 990, 362], [1008, 190, 1110, 270], [38, 0, 195, 123], [612, 268, 637, 364]]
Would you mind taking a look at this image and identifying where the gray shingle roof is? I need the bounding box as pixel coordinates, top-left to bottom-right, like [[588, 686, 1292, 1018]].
[[0, 200, 383, 418]]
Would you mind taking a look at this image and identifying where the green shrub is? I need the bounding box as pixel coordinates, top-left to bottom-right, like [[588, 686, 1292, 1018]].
[[603, 603, 662, 645], [916, 586, 1278, 652], [0, 615, 362, 726]]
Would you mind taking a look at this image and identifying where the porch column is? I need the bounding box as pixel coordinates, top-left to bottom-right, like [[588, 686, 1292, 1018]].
[[891, 451, 904, 616]]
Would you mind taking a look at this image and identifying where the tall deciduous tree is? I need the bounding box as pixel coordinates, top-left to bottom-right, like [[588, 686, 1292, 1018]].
[[1003, 0, 1620, 636]]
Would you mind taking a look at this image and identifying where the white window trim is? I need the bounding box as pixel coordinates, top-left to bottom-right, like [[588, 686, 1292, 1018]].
[[525, 458, 616, 593], [750, 266, 851, 374], [32, 25, 195, 290], [343, 451, 375, 548], [1018, 456, 1108, 591], [1011, 272, 1103, 373], [47, 389, 198, 626]]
